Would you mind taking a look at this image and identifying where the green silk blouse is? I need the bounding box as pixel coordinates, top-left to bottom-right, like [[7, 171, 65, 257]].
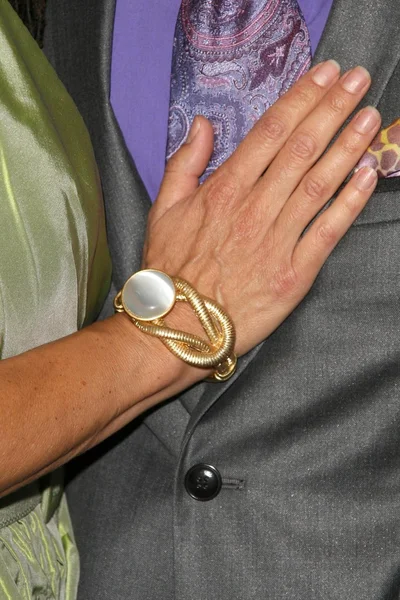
[[0, 1, 112, 597]]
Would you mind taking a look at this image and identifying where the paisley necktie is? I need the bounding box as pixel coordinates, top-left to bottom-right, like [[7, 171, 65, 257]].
[[167, 0, 312, 178]]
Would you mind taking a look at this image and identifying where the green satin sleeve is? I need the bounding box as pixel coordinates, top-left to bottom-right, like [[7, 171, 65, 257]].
[[0, 0, 111, 359], [0, 0, 112, 598]]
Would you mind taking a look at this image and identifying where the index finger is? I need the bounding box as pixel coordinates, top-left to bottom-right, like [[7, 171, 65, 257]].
[[213, 60, 341, 190]]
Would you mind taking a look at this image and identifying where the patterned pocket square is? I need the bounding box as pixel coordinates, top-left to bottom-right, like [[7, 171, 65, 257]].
[[357, 118, 400, 178]]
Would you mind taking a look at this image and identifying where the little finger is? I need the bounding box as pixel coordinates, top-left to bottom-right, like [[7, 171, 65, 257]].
[[292, 166, 378, 285]]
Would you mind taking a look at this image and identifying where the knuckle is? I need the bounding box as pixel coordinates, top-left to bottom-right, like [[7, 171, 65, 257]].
[[342, 191, 361, 215], [339, 136, 360, 157], [233, 202, 261, 241], [270, 264, 299, 299], [287, 131, 317, 163], [257, 113, 288, 145], [302, 173, 329, 201], [204, 173, 239, 208], [292, 83, 317, 109], [328, 93, 348, 115], [315, 221, 337, 246]]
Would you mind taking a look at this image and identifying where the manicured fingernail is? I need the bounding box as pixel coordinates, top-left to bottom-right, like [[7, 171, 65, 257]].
[[186, 117, 200, 144], [353, 106, 381, 134], [341, 66, 371, 94], [354, 166, 377, 190], [311, 59, 341, 87]]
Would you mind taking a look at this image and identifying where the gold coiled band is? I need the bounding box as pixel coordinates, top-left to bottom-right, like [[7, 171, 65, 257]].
[[114, 274, 237, 382]]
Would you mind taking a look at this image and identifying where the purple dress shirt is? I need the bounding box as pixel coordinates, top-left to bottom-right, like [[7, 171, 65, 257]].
[[110, 0, 334, 202]]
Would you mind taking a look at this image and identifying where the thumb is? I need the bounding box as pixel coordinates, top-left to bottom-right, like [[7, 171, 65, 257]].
[[155, 116, 214, 217]]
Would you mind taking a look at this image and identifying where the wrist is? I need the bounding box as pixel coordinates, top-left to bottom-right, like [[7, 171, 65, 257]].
[[112, 310, 208, 402], [111, 266, 236, 407]]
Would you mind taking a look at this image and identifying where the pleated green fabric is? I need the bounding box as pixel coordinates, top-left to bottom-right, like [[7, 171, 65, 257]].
[[0, 0, 112, 597], [0, 495, 80, 600]]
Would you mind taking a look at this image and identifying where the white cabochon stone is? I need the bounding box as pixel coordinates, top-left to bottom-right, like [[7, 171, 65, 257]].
[[122, 270, 176, 321]]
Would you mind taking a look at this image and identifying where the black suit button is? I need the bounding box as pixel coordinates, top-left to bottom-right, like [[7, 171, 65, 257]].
[[185, 464, 222, 501]]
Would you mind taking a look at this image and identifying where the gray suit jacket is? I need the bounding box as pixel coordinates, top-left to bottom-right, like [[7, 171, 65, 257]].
[[44, 1, 400, 598]]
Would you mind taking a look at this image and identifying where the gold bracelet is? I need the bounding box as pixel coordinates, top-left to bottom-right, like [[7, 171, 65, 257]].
[[114, 269, 237, 382]]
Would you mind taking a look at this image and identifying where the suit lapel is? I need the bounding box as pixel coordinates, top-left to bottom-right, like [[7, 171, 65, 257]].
[[44, 0, 191, 451], [181, 0, 400, 439], [45, 0, 151, 290]]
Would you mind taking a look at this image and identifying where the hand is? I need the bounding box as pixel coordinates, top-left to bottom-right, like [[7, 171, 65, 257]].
[[143, 61, 380, 357]]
